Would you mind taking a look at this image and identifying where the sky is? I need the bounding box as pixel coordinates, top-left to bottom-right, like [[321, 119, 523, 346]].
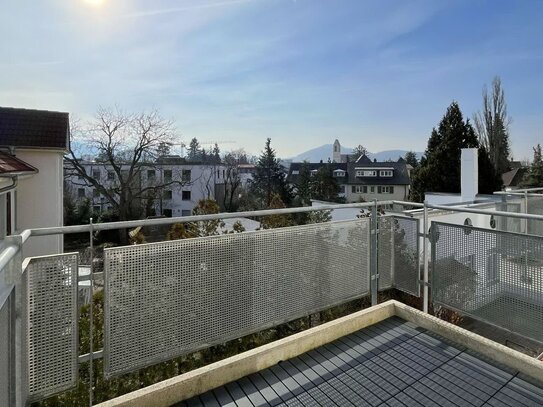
[[1, 0, 542, 160]]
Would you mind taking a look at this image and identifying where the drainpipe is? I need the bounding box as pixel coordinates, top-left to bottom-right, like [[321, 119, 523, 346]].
[[0, 177, 18, 237], [0, 176, 18, 195]]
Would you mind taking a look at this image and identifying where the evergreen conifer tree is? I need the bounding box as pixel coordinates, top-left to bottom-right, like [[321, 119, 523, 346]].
[[411, 102, 479, 202], [251, 138, 291, 207], [520, 144, 543, 188], [311, 164, 341, 202], [296, 161, 312, 206], [187, 138, 201, 161]]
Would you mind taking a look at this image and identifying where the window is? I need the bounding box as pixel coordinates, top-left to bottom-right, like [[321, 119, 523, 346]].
[[352, 185, 366, 193], [182, 170, 191, 182], [217, 169, 220, 178], [107, 171, 115, 181], [93, 205, 101, 213], [78, 188, 85, 198], [378, 186, 395, 194], [334, 170, 346, 177], [292, 170, 300, 175], [182, 190, 191, 201], [163, 209, 172, 217], [339, 185, 345, 194], [147, 170, 156, 180], [164, 170, 172, 182], [92, 170, 100, 179], [370, 186, 375, 193], [380, 170, 393, 177], [182, 210, 192, 216], [163, 190, 173, 200], [356, 170, 376, 177], [93, 189, 100, 198]]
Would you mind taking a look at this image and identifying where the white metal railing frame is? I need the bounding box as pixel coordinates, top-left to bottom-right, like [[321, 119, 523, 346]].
[[3, 198, 543, 406], [421, 202, 543, 313], [494, 186, 543, 196], [0, 200, 392, 406]]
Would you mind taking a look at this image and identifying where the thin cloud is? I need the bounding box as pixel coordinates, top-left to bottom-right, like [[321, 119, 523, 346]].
[[123, 0, 256, 19], [0, 60, 64, 68]]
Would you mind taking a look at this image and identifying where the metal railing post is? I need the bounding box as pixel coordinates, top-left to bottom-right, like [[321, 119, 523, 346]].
[[4, 235, 25, 407], [422, 202, 429, 314], [524, 191, 529, 234], [370, 200, 378, 306], [88, 218, 94, 407]]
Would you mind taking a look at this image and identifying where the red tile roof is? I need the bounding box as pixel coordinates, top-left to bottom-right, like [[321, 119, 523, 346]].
[[0, 151, 38, 176], [0, 106, 69, 150]]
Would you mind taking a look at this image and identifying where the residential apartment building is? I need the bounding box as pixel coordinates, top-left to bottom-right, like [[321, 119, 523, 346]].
[[65, 155, 227, 218], [344, 155, 411, 201], [237, 164, 256, 188], [0, 106, 68, 257], [288, 145, 411, 203]]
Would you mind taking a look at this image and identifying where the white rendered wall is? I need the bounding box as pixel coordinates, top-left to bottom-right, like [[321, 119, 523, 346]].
[[16, 150, 63, 258], [157, 164, 227, 216], [311, 200, 363, 221], [461, 148, 478, 202], [344, 185, 409, 203], [425, 193, 463, 205], [66, 163, 227, 217]]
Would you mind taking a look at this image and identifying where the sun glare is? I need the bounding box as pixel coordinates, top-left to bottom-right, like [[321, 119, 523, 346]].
[[84, 0, 106, 7]]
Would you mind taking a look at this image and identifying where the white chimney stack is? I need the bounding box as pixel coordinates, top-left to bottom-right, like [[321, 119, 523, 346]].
[[461, 148, 478, 202]]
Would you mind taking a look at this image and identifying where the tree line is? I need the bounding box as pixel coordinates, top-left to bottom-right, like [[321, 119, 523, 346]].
[[65, 76, 542, 229], [409, 76, 542, 202]]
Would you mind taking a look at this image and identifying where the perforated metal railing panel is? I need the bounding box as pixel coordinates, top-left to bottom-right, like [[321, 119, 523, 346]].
[[495, 201, 522, 234], [378, 217, 393, 290], [104, 219, 370, 377], [431, 222, 543, 343], [527, 195, 543, 236], [0, 289, 14, 407], [378, 216, 420, 296], [23, 254, 79, 402]]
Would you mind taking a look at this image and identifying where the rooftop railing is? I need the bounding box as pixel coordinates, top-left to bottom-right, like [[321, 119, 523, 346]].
[[1, 198, 542, 406]]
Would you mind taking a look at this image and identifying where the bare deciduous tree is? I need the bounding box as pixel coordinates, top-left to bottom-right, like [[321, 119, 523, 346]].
[[352, 144, 369, 158], [65, 107, 188, 223], [223, 149, 247, 211], [473, 76, 512, 176]]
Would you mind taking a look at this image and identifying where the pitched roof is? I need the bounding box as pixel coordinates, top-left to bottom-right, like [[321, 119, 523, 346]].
[[0, 151, 38, 176], [0, 106, 69, 151], [287, 159, 410, 186], [287, 162, 348, 184], [355, 154, 372, 164], [502, 167, 528, 187], [347, 160, 410, 185]]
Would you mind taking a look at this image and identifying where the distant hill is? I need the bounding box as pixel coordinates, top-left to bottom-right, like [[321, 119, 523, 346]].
[[290, 144, 423, 163], [290, 144, 350, 162]]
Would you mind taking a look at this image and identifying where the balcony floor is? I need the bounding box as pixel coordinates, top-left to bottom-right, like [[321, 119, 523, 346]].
[[176, 317, 543, 407]]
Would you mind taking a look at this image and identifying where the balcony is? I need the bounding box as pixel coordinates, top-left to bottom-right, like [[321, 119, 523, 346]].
[[1, 195, 543, 406]]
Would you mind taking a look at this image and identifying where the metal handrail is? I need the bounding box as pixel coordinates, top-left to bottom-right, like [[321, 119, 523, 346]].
[[426, 203, 543, 221], [494, 187, 543, 197], [29, 201, 391, 236]]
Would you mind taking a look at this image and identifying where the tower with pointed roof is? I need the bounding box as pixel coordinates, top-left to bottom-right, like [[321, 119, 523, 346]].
[[332, 139, 341, 163]]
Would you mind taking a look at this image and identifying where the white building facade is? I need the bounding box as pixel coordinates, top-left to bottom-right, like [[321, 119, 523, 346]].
[[0, 107, 68, 258], [65, 157, 227, 218]]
